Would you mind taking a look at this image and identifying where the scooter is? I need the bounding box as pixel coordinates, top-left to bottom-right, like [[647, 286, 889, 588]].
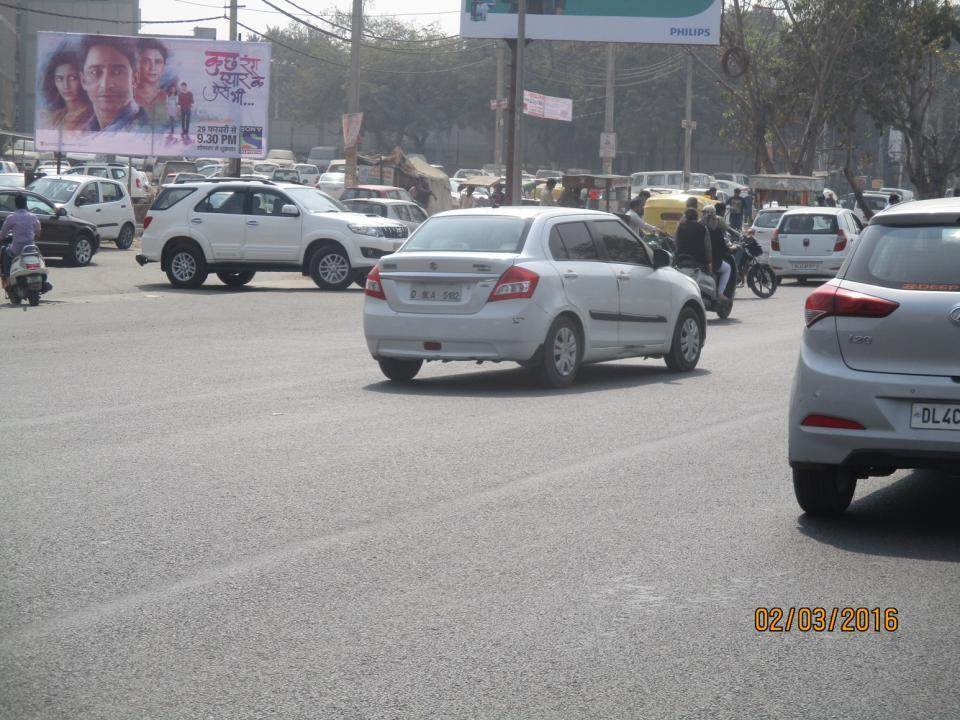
[[674, 253, 736, 319], [3, 239, 51, 307]]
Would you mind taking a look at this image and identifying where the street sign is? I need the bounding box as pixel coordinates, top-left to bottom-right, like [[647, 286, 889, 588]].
[[342, 112, 363, 148], [681, 119, 698, 130], [599, 132, 617, 159], [523, 91, 572, 122], [489, 98, 509, 110]]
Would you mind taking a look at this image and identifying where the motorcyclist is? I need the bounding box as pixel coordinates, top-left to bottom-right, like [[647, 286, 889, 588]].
[[702, 205, 738, 298], [0, 193, 41, 290], [675, 206, 712, 272]]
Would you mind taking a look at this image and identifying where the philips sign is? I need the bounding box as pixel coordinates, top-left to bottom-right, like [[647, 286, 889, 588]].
[[671, 27, 712, 38]]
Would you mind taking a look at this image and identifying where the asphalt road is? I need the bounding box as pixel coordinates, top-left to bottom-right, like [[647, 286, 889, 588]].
[[2, 246, 958, 719]]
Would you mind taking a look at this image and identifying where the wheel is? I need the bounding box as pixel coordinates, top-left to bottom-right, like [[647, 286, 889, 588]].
[[716, 299, 733, 319], [115, 222, 135, 250], [165, 243, 208, 288], [216, 271, 256, 287], [747, 264, 778, 298], [537, 316, 582, 388], [378, 357, 423, 382], [665, 306, 704, 372], [309, 245, 353, 290], [793, 466, 856, 515], [354, 269, 369, 289], [7, 289, 21, 305], [27, 288, 40, 306], [70, 233, 94, 266]]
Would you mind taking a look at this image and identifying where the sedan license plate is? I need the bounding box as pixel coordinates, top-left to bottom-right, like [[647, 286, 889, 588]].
[[911, 403, 960, 430], [792, 262, 820, 270], [409, 284, 462, 302]]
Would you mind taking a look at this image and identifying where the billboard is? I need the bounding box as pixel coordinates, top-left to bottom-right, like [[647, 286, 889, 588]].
[[461, 1, 722, 45], [34, 32, 271, 158]]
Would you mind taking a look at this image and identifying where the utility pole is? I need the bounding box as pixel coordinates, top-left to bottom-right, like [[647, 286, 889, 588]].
[[228, 0, 240, 177], [346, 0, 363, 188], [494, 42, 505, 178], [602, 44, 615, 176], [682, 52, 693, 191], [508, 0, 527, 205]]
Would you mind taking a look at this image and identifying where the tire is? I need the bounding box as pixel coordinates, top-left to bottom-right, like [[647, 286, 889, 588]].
[[115, 222, 135, 250], [665, 306, 704, 372], [747, 264, 778, 298], [165, 243, 208, 289], [70, 233, 94, 266], [27, 288, 40, 306], [216, 270, 256, 287], [537, 316, 582, 388], [7, 290, 21, 305], [716, 299, 733, 319], [378, 357, 423, 382], [309, 245, 353, 290], [793, 466, 856, 515], [354, 268, 369, 289]]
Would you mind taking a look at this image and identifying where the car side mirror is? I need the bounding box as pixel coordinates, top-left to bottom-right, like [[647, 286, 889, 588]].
[[653, 247, 672, 269], [56, 207, 67, 217], [281, 204, 300, 217], [75, 197, 86, 207]]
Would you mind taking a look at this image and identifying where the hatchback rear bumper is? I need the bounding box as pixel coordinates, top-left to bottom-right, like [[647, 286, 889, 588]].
[[770, 253, 844, 277]]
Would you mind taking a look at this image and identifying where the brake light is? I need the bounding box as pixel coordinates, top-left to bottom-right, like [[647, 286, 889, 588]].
[[804, 282, 899, 327], [25, 262, 40, 269], [771, 230, 780, 251], [364, 265, 386, 300], [802, 414, 865, 430], [488, 265, 539, 302], [834, 228, 847, 252]]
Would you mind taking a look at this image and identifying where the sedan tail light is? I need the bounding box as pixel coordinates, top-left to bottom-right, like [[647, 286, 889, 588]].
[[364, 265, 386, 300], [834, 228, 847, 252], [771, 230, 780, 252], [142, 216, 153, 230], [488, 265, 539, 302], [804, 282, 899, 327]]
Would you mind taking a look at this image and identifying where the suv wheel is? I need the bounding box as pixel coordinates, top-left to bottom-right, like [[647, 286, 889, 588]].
[[70, 233, 94, 266], [165, 244, 208, 288], [354, 269, 370, 289], [115, 222, 135, 250], [310, 245, 353, 290], [793, 466, 856, 515]]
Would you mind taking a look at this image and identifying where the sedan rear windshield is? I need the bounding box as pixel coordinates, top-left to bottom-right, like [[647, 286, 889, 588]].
[[780, 213, 839, 234], [844, 224, 960, 290], [401, 216, 529, 254]]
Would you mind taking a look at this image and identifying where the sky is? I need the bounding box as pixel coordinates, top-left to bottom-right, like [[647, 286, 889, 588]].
[[140, 0, 462, 40]]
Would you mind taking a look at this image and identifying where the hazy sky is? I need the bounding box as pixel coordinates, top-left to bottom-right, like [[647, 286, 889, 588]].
[[141, 0, 462, 40]]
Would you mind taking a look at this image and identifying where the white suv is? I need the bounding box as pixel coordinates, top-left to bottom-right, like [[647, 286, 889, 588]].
[[136, 179, 408, 290], [64, 164, 151, 200]]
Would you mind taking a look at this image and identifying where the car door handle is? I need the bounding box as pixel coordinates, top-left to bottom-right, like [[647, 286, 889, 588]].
[[617, 271, 631, 281], [95, 208, 101, 212], [246, 220, 259, 227], [190, 218, 202, 225], [563, 270, 578, 279]]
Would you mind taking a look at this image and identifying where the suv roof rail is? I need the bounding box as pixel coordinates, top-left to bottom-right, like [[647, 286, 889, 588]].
[[203, 177, 277, 185]]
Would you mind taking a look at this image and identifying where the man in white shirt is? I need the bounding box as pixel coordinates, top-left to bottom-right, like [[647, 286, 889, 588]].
[[540, 178, 557, 206], [626, 197, 659, 236]]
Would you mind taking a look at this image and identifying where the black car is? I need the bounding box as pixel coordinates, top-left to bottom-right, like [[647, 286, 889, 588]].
[[0, 189, 99, 265]]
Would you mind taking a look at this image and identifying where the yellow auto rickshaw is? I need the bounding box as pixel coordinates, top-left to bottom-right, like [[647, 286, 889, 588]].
[[642, 193, 713, 237]]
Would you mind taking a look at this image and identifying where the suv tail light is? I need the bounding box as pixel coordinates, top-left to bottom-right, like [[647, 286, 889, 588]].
[[488, 265, 539, 302], [771, 230, 780, 251], [142, 215, 153, 230], [364, 265, 386, 300], [804, 282, 900, 327], [834, 228, 847, 252]]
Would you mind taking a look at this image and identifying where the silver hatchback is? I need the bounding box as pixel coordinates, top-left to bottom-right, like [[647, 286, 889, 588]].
[[789, 198, 960, 514]]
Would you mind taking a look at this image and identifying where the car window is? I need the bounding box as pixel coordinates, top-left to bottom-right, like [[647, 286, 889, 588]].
[[845, 225, 960, 290], [196, 189, 245, 214], [151, 187, 196, 211], [647, 174, 665, 186], [393, 205, 412, 222], [753, 211, 783, 229], [408, 205, 427, 223], [88, 168, 109, 178], [667, 173, 683, 186], [0, 192, 15, 212], [402, 215, 529, 253], [78, 182, 99, 205], [99, 182, 122, 202], [110, 168, 126, 180], [592, 220, 651, 265], [26, 194, 55, 216], [850, 213, 865, 232], [385, 190, 400, 200], [780, 213, 838, 235], [549, 222, 599, 261], [250, 189, 292, 216]]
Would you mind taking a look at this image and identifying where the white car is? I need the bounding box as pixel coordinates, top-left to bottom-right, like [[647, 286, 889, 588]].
[[64, 163, 150, 200], [714, 172, 750, 187], [744, 206, 791, 257], [363, 207, 707, 387], [342, 198, 428, 232], [28, 174, 137, 249], [714, 179, 748, 198], [135, 179, 408, 290], [769, 207, 863, 281], [630, 170, 712, 197], [295, 163, 321, 186], [318, 172, 345, 198]]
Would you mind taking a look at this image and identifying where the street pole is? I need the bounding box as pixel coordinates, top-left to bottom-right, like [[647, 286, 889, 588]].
[[602, 44, 615, 176], [683, 52, 693, 192], [346, 0, 363, 189], [509, 0, 526, 205], [228, 0, 240, 177], [495, 42, 504, 178]]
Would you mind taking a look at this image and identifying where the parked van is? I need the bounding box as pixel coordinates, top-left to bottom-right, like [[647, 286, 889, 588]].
[[630, 170, 712, 195]]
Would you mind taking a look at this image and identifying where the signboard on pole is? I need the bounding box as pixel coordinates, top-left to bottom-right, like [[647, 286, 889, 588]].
[[461, 1, 722, 45], [599, 132, 617, 159], [523, 90, 572, 122], [490, 98, 509, 110], [34, 32, 271, 158], [342, 112, 363, 147]]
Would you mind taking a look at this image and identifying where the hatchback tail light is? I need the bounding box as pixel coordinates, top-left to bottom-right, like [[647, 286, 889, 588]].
[[488, 265, 539, 302], [142, 215, 153, 230], [833, 228, 847, 252], [804, 282, 899, 327], [364, 265, 386, 300], [801, 414, 865, 430], [771, 230, 780, 252]]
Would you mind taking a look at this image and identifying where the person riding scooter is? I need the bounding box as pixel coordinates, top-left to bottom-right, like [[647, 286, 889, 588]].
[[1, 193, 41, 289], [702, 205, 738, 299], [675, 206, 712, 272]]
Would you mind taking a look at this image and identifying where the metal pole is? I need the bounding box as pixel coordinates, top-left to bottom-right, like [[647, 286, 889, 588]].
[[602, 44, 615, 176], [495, 43, 504, 178], [228, 0, 240, 177], [510, 0, 526, 205], [683, 52, 693, 192], [346, 0, 363, 189]]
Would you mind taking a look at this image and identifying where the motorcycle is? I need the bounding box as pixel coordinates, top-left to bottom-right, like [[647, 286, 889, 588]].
[[674, 252, 736, 319], [2, 238, 51, 307], [731, 230, 778, 298]]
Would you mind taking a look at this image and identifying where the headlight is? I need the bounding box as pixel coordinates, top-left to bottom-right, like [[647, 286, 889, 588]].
[[348, 224, 383, 237]]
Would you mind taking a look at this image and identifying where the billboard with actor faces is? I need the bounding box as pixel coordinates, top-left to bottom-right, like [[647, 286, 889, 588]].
[[34, 32, 271, 158]]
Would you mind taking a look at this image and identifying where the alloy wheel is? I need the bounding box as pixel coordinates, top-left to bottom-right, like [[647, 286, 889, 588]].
[[318, 252, 350, 285], [171, 251, 197, 282]]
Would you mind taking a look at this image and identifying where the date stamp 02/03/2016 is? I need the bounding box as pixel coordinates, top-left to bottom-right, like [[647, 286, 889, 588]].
[[755, 607, 899, 633]]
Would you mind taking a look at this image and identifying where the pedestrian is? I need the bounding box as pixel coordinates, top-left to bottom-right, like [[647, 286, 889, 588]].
[[742, 190, 753, 224], [540, 178, 557, 206], [728, 187, 744, 231], [178, 81, 194, 141], [707, 186, 718, 200], [490, 182, 505, 208], [824, 190, 837, 208], [885, 193, 901, 209], [460, 185, 477, 209], [626, 197, 659, 236], [816, 193, 826, 207]]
